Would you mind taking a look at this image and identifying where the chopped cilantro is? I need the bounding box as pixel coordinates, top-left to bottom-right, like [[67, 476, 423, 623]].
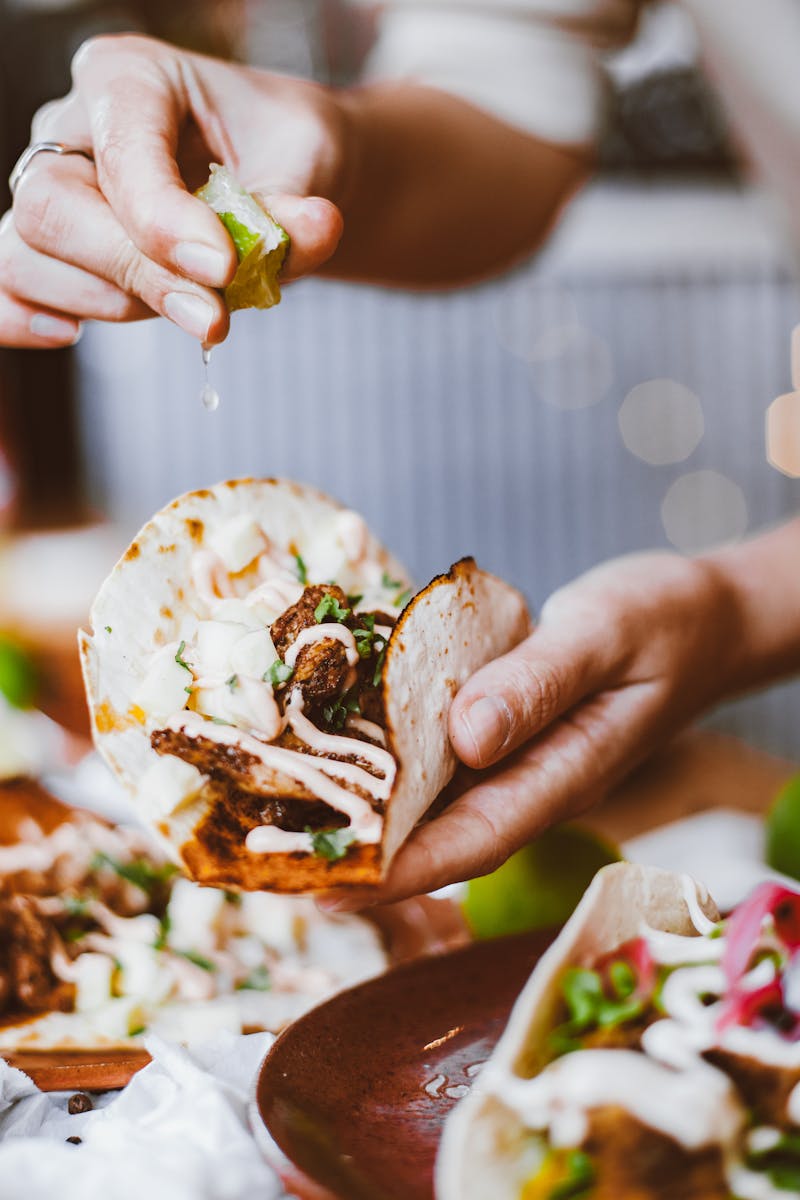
[[175, 641, 191, 671], [747, 1132, 800, 1191], [353, 617, 386, 662], [237, 965, 271, 991], [548, 1150, 596, 1199], [154, 912, 171, 951], [176, 949, 216, 972], [226, 673, 239, 691], [547, 964, 645, 1058], [323, 689, 360, 730], [306, 826, 356, 862], [372, 642, 388, 687], [314, 594, 350, 623], [608, 959, 636, 999], [104, 625, 112, 634], [91, 852, 178, 894], [347, 593, 363, 609], [63, 895, 91, 917], [381, 571, 401, 591], [264, 660, 294, 689], [223, 889, 242, 906], [184, 685, 193, 695], [394, 588, 412, 608], [294, 554, 308, 585], [129, 1023, 147, 1037]]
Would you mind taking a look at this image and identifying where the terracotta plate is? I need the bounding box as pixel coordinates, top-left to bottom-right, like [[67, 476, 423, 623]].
[[254, 929, 554, 1200], [4, 1048, 151, 1092]]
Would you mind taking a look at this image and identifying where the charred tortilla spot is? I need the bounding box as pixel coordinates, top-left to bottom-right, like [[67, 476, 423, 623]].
[[185, 518, 204, 542], [160, 606, 173, 619], [158, 545, 176, 555], [123, 543, 141, 562]]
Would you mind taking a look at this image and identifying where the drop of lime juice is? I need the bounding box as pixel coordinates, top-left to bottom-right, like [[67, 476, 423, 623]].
[[200, 345, 220, 411]]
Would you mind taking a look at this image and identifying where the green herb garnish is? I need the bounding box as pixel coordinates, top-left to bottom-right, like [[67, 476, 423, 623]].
[[394, 588, 412, 608], [372, 642, 388, 687], [91, 852, 178, 894], [237, 965, 271, 992], [381, 571, 401, 591], [104, 626, 112, 634], [307, 826, 356, 862], [63, 895, 92, 917], [264, 660, 294, 689], [746, 1133, 800, 1191], [295, 554, 308, 585], [226, 673, 239, 691], [176, 949, 216, 972], [175, 641, 191, 671], [314, 594, 351, 623], [347, 593, 363, 609], [323, 690, 360, 731], [548, 1150, 596, 1199]]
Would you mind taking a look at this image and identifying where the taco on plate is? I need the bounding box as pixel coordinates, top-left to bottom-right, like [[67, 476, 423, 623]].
[[437, 862, 800, 1200]]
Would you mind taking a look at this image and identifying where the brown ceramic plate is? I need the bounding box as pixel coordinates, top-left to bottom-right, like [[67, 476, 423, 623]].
[[254, 928, 554, 1200], [3, 1048, 152, 1092]]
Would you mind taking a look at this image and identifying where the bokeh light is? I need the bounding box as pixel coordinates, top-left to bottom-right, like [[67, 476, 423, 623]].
[[618, 378, 704, 464], [661, 469, 748, 553], [766, 390, 800, 478]]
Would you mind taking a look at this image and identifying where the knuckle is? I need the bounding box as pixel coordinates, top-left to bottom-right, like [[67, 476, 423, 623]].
[[31, 95, 71, 141], [105, 238, 142, 296], [12, 169, 61, 249], [72, 33, 156, 80], [513, 653, 564, 734]]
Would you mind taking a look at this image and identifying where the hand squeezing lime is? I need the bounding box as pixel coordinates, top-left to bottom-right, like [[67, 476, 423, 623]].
[[196, 164, 289, 312]]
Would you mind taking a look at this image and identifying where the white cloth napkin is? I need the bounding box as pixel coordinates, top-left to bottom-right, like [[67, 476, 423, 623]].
[[0, 1032, 289, 1200]]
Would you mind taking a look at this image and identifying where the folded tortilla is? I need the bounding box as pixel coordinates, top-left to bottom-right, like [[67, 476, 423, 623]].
[[436, 863, 726, 1200], [80, 478, 531, 892]]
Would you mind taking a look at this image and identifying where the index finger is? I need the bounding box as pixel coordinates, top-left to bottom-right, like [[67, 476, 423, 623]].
[[73, 35, 237, 287]]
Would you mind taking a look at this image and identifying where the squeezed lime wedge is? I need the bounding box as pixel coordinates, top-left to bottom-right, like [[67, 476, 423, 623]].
[[196, 164, 289, 312], [766, 774, 800, 881]]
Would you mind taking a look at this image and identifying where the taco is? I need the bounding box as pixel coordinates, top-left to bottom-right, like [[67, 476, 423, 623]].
[[79, 479, 530, 892], [437, 862, 800, 1200], [0, 777, 387, 1052]]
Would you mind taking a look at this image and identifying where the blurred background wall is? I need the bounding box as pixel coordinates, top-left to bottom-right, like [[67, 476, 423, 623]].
[[1, 0, 799, 755]]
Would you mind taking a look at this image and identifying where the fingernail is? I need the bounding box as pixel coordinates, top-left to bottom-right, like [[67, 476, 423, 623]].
[[29, 314, 82, 344], [163, 292, 213, 340], [460, 696, 511, 763], [317, 895, 364, 914], [174, 242, 230, 285]]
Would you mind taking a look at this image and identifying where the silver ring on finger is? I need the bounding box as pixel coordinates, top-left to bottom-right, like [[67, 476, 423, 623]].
[[9, 141, 94, 198]]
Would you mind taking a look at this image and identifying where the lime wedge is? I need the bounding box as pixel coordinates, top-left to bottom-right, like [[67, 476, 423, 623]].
[[766, 774, 800, 880], [462, 824, 620, 940], [196, 163, 289, 312]]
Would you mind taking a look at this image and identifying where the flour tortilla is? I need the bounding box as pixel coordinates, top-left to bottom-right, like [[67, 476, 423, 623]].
[[80, 479, 531, 892], [436, 863, 720, 1200]]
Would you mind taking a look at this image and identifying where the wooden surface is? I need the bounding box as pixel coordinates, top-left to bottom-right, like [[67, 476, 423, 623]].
[[584, 728, 796, 846]]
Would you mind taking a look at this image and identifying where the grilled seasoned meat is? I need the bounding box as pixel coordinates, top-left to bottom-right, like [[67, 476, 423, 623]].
[[705, 1048, 800, 1128], [583, 1106, 729, 1200], [0, 896, 74, 1016], [291, 638, 350, 706], [270, 584, 350, 657]]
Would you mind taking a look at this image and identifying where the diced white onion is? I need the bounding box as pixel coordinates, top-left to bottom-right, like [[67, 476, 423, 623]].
[[208, 515, 265, 573], [228, 629, 278, 679], [136, 755, 206, 820], [133, 643, 191, 721]]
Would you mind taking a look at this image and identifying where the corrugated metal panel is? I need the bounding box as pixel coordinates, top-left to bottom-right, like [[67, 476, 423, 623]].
[[75, 185, 800, 757]]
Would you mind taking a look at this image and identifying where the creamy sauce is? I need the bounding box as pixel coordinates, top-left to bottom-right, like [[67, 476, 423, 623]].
[[346, 715, 387, 746], [286, 692, 395, 792], [191, 550, 235, 607], [246, 577, 303, 612], [681, 874, 719, 936], [284, 623, 359, 669], [166, 712, 382, 842], [499, 1049, 741, 1151]]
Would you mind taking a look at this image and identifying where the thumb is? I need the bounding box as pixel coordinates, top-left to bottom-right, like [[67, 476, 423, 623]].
[[261, 193, 343, 280], [449, 616, 617, 770]]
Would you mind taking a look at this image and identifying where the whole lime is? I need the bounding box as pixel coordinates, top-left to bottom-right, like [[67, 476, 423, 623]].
[[462, 824, 620, 940], [766, 774, 800, 881], [0, 637, 37, 709]]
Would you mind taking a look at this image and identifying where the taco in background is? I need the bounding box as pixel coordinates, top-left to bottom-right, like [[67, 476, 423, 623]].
[[438, 862, 800, 1200], [80, 479, 530, 893], [0, 778, 387, 1052]]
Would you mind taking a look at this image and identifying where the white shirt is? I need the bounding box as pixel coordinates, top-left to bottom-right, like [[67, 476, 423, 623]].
[[359, 0, 800, 223]]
